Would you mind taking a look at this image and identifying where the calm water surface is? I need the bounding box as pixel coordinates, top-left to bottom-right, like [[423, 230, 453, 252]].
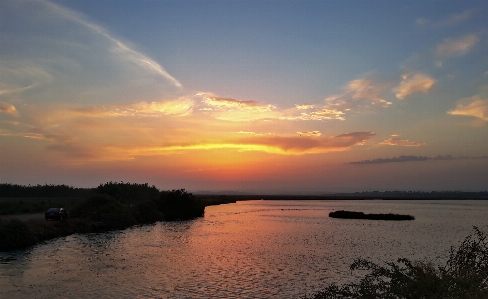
[[1, 200, 488, 298]]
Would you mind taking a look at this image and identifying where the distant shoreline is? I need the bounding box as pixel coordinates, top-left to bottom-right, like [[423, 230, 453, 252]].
[[195, 194, 488, 201]]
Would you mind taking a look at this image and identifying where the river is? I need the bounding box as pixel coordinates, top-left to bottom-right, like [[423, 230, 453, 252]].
[[1, 200, 487, 298]]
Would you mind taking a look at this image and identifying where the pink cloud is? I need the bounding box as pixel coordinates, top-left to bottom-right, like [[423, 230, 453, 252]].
[[394, 73, 436, 100], [448, 96, 488, 121]]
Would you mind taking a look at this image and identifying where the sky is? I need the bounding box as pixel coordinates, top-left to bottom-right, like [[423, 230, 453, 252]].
[[1, 0, 488, 193]]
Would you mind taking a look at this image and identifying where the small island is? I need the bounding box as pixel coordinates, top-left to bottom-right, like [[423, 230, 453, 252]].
[[329, 210, 415, 220]]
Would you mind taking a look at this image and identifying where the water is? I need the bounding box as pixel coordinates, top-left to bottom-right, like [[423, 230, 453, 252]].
[[1, 200, 487, 299]]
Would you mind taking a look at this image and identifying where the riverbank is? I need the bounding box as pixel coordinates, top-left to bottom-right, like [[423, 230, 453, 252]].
[[0, 196, 238, 252]]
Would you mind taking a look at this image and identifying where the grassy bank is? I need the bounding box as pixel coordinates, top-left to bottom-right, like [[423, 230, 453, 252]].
[[329, 210, 415, 220]]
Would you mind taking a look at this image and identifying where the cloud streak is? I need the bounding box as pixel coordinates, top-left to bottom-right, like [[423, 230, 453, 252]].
[[40, 0, 182, 88], [448, 96, 488, 121], [394, 73, 436, 100], [380, 135, 425, 147], [436, 35, 479, 57], [199, 94, 280, 121], [72, 98, 194, 118], [108, 132, 376, 157]]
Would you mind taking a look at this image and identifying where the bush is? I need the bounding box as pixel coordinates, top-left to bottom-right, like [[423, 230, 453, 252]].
[[0, 218, 37, 251], [70, 194, 137, 228], [96, 182, 159, 204], [155, 189, 205, 220], [303, 227, 488, 299], [130, 200, 164, 224]]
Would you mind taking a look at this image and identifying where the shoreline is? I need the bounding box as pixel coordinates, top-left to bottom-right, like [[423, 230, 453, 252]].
[[0, 197, 238, 252]]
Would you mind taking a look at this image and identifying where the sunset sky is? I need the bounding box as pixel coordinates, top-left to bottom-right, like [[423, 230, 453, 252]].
[[1, 0, 487, 193]]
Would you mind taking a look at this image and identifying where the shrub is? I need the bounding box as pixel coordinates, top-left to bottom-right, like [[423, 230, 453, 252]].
[[70, 194, 137, 228], [0, 218, 37, 251], [155, 189, 204, 220], [303, 227, 488, 299], [96, 182, 159, 204], [130, 200, 164, 224]]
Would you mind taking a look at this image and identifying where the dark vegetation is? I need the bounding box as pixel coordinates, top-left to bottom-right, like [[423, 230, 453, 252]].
[[0, 182, 236, 251], [0, 183, 94, 198], [303, 227, 488, 299], [0, 183, 95, 215], [0, 198, 85, 215], [329, 210, 415, 221]]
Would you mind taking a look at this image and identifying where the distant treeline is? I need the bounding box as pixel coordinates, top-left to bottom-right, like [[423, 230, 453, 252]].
[[329, 190, 488, 199], [0, 183, 95, 198]]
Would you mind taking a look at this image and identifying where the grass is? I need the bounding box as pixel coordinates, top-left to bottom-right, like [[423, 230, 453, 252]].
[[303, 227, 488, 299], [329, 210, 415, 221]]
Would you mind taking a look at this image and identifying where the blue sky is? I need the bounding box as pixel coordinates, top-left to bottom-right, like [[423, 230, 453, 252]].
[[1, 0, 487, 193]]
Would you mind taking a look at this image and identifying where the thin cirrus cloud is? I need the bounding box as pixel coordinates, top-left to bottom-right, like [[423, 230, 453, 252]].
[[393, 73, 436, 100], [448, 96, 488, 121], [436, 34, 479, 57], [0, 0, 182, 110], [72, 98, 195, 118], [0, 63, 52, 97], [437, 9, 473, 26], [417, 9, 473, 27], [40, 0, 182, 88]]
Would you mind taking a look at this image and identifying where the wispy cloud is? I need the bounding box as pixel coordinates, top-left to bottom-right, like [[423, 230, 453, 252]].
[[295, 104, 315, 110], [72, 98, 194, 118], [380, 135, 425, 147], [347, 79, 388, 103], [199, 94, 280, 121], [40, 0, 182, 88], [393, 73, 436, 100], [416, 9, 473, 27], [0, 63, 52, 96], [283, 108, 345, 121], [300, 78, 393, 120], [237, 132, 375, 154], [106, 132, 376, 157], [0, 102, 19, 116], [297, 131, 321, 137], [349, 155, 488, 165], [436, 35, 479, 57], [435, 9, 473, 27], [448, 96, 488, 121], [332, 78, 391, 108], [202, 96, 275, 111]]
